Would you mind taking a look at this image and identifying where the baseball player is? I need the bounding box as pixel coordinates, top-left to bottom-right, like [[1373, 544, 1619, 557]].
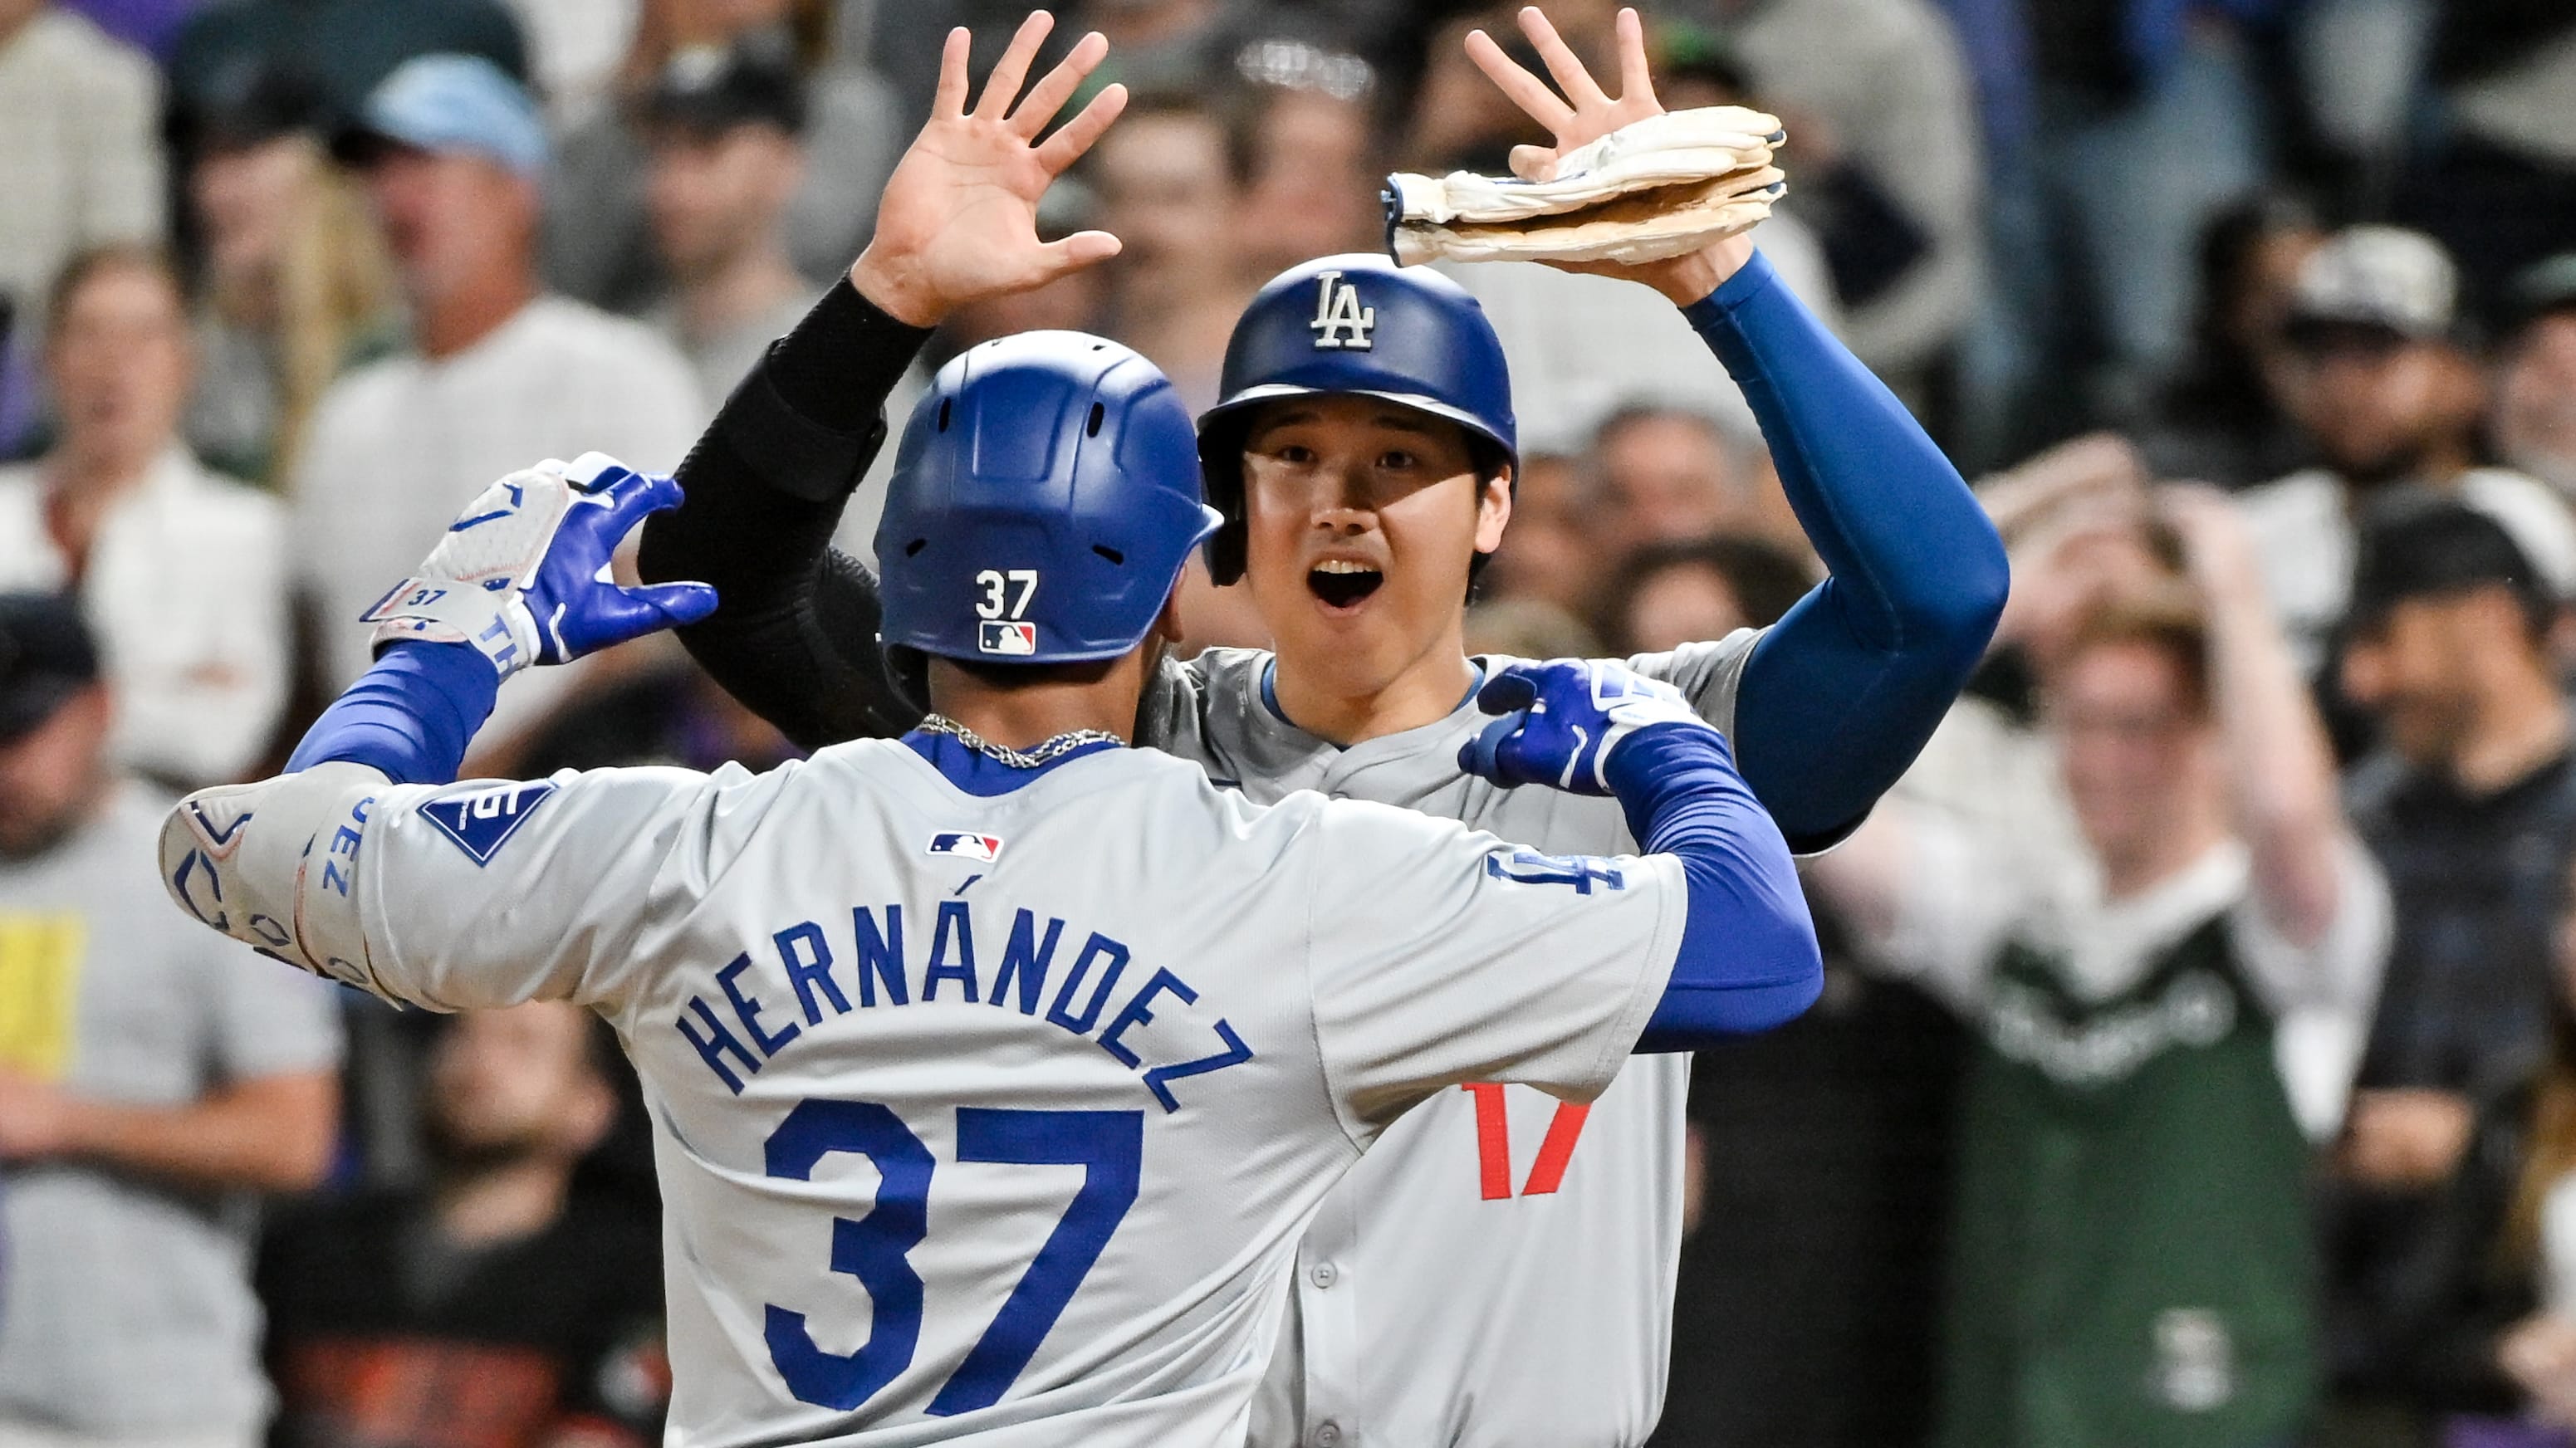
[[154, 325, 1820, 1444], [642, 10, 2010, 1445]]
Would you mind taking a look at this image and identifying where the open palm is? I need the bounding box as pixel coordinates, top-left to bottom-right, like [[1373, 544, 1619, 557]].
[[851, 13, 1127, 327], [1464, 6, 1755, 300]]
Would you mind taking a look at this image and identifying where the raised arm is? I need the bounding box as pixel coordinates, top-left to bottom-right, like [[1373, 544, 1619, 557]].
[[1464, 7, 2008, 847], [637, 13, 1129, 748], [2162, 484, 2351, 945], [164, 456, 718, 1010]]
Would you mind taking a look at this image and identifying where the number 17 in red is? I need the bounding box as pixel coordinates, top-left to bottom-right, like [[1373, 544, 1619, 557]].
[[1461, 1083, 1590, 1201]]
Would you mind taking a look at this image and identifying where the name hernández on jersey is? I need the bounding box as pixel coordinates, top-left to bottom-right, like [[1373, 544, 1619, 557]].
[[673, 898, 1256, 1111]]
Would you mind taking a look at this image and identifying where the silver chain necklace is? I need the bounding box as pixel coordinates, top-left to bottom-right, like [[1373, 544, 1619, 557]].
[[916, 713, 1123, 770]]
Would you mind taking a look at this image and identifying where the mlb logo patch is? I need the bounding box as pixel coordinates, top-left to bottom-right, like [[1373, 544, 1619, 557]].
[[928, 832, 1004, 863], [978, 620, 1037, 655], [419, 781, 556, 866]]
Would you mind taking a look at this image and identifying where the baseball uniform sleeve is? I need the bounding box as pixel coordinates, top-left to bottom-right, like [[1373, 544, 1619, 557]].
[[1628, 631, 1761, 736], [296, 761, 793, 1013], [1300, 800, 1687, 1140]]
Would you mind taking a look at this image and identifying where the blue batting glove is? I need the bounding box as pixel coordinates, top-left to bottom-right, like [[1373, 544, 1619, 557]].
[[360, 452, 718, 678], [1458, 658, 1715, 795]]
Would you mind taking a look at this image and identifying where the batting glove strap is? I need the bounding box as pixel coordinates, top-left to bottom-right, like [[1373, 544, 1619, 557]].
[[1457, 658, 1717, 795]]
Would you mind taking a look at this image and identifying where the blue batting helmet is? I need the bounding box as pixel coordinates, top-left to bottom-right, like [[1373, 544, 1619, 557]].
[[875, 331, 1221, 688], [1197, 253, 1517, 585]]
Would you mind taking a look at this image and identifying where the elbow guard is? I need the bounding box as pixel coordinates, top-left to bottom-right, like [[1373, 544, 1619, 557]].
[[161, 762, 403, 1003]]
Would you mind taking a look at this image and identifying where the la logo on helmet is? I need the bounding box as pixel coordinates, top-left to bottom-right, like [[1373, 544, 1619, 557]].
[[1308, 272, 1376, 350]]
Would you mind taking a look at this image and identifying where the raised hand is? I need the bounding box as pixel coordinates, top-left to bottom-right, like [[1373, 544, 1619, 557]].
[[850, 12, 1128, 327], [1465, 6, 1755, 301], [361, 453, 717, 679]]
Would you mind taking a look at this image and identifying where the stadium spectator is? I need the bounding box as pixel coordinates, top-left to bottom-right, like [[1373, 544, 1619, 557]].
[[546, 1, 900, 311], [0, 0, 163, 451], [2323, 504, 2576, 1441], [0, 591, 340, 1448], [1231, 81, 1383, 281], [1603, 535, 1814, 655], [0, 0, 161, 325], [2311, 846, 2576, 1446], [292, 56, 701, 736], [164, 0, 526, 146], [1480, 452, 1599, 618], [1972, 0, 2274, 448], [183, 66, 399, 487], [497, 0, 634, 126], [2137, 193, 2328, 491], [1810, 490, 2388, 1448], [2498, 254, 2576, 501], [2484, 882, 2576, 1441], [2235, 227, 2576, 678], [1591, 405, 1746, 559], [641, 38, 821, 408], [1090, 93, 1251, 413], [0, 247, 291, 789], [261, 1002, 667, 1448]]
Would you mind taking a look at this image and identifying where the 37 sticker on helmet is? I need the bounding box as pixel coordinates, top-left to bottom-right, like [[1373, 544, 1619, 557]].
[[1308, 270, 1376, 350], [419, 781, 556, 866], [974, 568, 1039, 619], [978, 620, 1038, 655], [926, 832, 1005, 863]]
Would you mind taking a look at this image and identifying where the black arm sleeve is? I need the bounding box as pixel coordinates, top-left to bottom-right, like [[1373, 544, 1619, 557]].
[[637, 279, 934, 747]]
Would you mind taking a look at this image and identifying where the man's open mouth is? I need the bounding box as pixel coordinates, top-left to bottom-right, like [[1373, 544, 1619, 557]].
[[1308, 560, 1385, 608]]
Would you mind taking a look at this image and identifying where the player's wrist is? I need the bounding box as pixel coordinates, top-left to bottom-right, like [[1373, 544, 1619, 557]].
[[850, 247, 948, 329], [1654, 236, 1754, 307]]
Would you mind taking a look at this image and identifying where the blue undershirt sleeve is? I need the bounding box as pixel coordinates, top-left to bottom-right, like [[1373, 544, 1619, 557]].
[[1681, 251, 2009, 847], [282, 641, 498, 785], [1604, 723, 1824, 1051]]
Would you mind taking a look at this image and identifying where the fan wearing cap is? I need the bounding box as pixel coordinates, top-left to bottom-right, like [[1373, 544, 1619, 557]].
[[2322, 501, 2576, 1426], [639, 37, 821, 408], [0, 590, 340, 1448], [634, 8, 2008, 1446], [2236, 227, 2576, 680], [294, 54, 703, 742]]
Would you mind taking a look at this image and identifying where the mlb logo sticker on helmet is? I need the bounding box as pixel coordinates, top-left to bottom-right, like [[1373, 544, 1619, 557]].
[[978, 620, 1038, 655], [926, 832, 1005, 863]]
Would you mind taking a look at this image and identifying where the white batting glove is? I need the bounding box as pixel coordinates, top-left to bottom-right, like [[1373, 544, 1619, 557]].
[[360, 452, 717, 679]]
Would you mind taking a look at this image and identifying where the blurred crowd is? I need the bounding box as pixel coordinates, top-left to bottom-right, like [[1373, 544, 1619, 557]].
[[0, 0, 2571, 1445]]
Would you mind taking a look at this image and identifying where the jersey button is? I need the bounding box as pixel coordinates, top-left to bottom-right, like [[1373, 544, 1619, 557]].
[[1309, 1263, 1338, 1289], [1312, 1421, 1344, 1447]]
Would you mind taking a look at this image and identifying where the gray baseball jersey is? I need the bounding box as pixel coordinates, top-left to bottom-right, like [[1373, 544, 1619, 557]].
[[1140, 636, 1758, 1448], [180, 739, 1690, 1446]]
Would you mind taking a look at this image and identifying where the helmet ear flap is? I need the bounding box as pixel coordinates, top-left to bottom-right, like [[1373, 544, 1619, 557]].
[[1204, 521, 1248, 586], [1197, 424, 1253, 587]]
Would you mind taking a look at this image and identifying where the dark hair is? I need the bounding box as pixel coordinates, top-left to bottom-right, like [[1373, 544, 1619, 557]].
[[1599, 535, 1814, 648], [2350, 499, 2556, 643], [2160, 191, 2324, 430]]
